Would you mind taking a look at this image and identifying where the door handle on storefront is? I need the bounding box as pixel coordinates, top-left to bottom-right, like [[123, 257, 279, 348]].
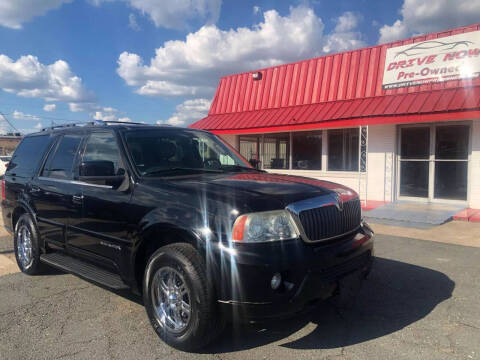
[[72, 194, 84, 204]]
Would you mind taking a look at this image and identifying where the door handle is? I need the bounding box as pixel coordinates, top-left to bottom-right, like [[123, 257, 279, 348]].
[[72, 194, 84, 204], [30, 185, 41, 193]]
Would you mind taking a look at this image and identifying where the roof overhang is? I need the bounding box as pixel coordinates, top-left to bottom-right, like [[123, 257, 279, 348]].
[[208, 110, 480, 135], [190, 86, 480, 134]]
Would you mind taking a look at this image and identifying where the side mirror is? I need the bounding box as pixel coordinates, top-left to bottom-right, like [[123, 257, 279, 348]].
[[78, 161, 125, 187]]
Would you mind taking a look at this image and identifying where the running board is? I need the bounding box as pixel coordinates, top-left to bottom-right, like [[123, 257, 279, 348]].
[[40, 252, 129, 290]]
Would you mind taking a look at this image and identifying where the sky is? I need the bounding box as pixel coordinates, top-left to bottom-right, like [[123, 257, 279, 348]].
[[1, 0, 480, 134]]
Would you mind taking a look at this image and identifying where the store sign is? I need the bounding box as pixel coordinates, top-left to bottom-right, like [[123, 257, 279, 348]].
[[382, 30, 480, 89]]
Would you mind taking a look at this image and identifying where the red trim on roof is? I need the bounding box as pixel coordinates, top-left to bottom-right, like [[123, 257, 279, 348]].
[[190, 85, 480, 133], [202, 109, 480, 135]]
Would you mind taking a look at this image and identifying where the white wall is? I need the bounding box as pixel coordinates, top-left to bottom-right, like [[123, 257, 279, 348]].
[[366, 124, 396, 202], [470, 119, 480, 208]]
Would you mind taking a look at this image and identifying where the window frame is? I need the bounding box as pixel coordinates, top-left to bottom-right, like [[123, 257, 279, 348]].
[[327, 128, 360, 172], [291, 130, 323, 170], [76, 129, 125, 179], [39, 133, 84, 180]]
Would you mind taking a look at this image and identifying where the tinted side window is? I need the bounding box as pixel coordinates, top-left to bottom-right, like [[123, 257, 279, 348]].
[[82, 132, 122, 175], [7, 135, 52, 178], [42, 135, 82, 179]]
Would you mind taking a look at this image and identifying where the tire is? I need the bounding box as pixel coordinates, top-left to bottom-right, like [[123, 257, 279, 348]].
[[143, 243, 223, 351], [13, 213, 43, 275]]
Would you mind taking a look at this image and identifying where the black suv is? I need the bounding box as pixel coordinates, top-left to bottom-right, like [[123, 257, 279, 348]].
[[1, 122, 374, 351]]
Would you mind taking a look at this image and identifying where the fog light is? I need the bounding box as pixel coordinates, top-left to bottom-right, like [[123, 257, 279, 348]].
[[271, 273, 282, 290]]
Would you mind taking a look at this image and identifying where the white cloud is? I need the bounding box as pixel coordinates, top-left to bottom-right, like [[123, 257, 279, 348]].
[[43, 103, 56, 112], [117, 6, 365, 98], [0, 54, 94, 112], [0, 54, 131, 124], [323, 12, 364, 53], [93, 0, 222, 30], [157, 98, 211, 126], [12, 110, 40, 121], [334, 11, 360, 33], [379, 0, 480, 43], [0, 0, 72, 29], [92, 107, 132, 122], [253, 6, 261, 15], [128, 13, 140, 31]]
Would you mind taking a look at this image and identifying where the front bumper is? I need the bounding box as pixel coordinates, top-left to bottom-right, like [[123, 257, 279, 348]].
[[215, 222, 374, 321]]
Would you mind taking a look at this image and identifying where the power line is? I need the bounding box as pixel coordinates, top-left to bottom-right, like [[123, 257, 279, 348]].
[[0, 112, 20, 133]]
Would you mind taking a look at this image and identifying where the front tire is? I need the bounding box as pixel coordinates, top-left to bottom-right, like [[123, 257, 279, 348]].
[[143, 243, 222, 351], [14, 213, 43, 275]]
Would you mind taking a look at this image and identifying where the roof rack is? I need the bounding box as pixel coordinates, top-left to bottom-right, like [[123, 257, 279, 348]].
[[41, 122, 95, 132], [40, 120, 154, 132], [101, 121, 151, 126]]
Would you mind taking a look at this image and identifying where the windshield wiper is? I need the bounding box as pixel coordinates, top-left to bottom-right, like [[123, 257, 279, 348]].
[[142, 167, 223, 176]]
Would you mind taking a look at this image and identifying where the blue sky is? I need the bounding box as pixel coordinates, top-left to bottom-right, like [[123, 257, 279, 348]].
[[1, 0, 479, 133]]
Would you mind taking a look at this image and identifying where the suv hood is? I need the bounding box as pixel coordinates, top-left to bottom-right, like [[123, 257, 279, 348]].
[[141, 171, 358, 212]]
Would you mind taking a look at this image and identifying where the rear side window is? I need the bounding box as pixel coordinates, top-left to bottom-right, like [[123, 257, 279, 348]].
[[42, 134, 82, 179], [7, 135, 52, 178]]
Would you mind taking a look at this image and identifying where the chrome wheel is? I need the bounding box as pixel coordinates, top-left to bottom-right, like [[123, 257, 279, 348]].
[[17, 223, 33, 269], [151, 267, 192, 333]]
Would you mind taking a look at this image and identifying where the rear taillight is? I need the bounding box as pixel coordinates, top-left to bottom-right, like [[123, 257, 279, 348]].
[[1, 179, 5, 200]]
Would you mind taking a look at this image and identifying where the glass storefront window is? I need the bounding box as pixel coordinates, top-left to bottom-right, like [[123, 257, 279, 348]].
[[292, 131, 322, 170], [328, 128, 359, 171], [239, 136, 260, 167], [263, 133, 289, 169]]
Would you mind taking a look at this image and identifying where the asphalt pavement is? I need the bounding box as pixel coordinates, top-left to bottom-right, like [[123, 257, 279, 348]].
[[0, 234, 479, 360]]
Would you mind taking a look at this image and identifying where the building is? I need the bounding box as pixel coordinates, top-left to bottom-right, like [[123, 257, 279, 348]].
[[190, 23, 480, 211], [0, 135, 22, 156]]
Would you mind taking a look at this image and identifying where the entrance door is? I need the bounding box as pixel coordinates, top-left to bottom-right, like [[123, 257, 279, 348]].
[[433, 125, 469, 200], [399, 127, 430, 199], [398, 124, 470, 202]]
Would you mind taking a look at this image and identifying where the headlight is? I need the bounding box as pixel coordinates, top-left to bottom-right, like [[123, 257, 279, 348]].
[[231, 210, 300, 243]]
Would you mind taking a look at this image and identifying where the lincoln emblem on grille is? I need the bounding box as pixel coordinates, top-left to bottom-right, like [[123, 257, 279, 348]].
[[334, 193, 344, 212]]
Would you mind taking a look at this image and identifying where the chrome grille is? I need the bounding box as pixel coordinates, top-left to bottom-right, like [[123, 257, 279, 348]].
[[298, 199, 361, 241]]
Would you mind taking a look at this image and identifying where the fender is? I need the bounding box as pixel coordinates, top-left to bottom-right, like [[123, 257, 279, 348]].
[[129, 204, 227, 294], [14, 197, 46, 251]]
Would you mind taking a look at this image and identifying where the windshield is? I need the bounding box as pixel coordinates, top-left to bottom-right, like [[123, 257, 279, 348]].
[[124, 129, 254, 176]]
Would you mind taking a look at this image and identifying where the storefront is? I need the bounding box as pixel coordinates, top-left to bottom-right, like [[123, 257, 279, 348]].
[[190, 24, 480, 210]]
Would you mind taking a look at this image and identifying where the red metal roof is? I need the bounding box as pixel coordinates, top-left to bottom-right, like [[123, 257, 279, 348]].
[[190, 23, 480, 133]]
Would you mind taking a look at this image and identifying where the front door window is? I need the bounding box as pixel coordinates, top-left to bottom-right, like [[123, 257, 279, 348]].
[[434, 125, 469, 200], [399, 127, 430, 198]]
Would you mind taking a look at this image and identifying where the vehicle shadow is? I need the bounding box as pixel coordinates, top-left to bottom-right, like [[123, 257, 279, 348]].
[[201, 257, 455, 353]]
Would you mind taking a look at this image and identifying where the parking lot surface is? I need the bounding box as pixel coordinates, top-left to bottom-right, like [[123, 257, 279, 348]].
[[0, 233, 479, 360]]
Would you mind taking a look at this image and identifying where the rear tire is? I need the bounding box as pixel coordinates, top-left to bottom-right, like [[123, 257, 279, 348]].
[[143, 243, 223, 351], [14, 213, 43, 275]]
